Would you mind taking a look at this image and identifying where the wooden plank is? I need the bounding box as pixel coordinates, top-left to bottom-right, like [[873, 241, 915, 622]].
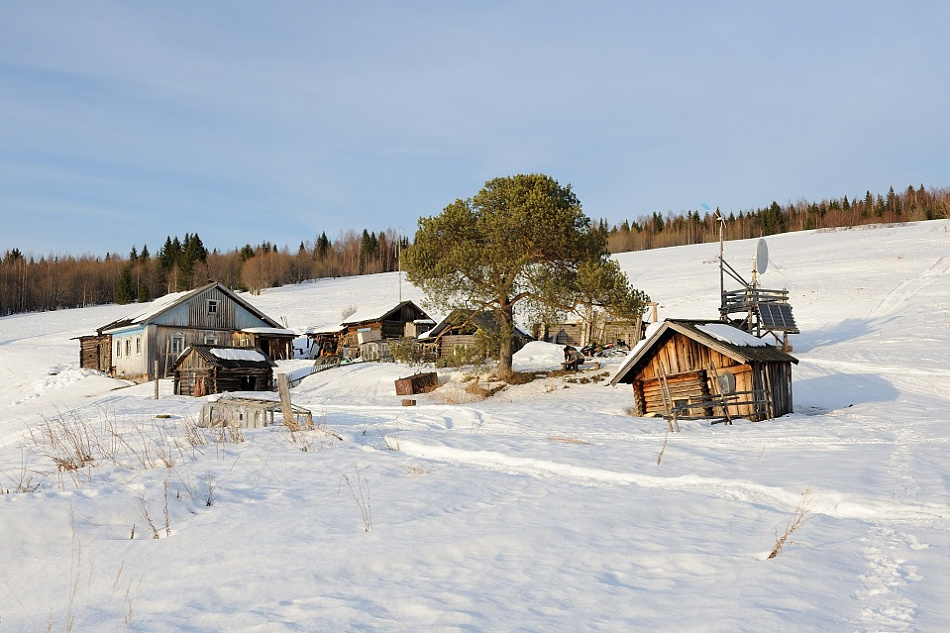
[[277, 374, 296, 429]]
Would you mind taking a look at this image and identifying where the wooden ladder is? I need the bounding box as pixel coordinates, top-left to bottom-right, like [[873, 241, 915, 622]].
[[657, 365, 680, 433]]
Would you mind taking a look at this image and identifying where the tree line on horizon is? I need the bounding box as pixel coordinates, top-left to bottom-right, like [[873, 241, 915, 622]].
[[605, 184, 950, 253], [0, 228, 404, 315], [1, 184, 948, 316]]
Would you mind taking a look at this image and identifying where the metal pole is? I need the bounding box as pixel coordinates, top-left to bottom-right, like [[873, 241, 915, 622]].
[[397, 227, 404, 303], [718, 213, 725, 319]]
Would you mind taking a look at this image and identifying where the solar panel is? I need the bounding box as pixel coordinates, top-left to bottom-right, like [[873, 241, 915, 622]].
[[757, 303, 799, 332]]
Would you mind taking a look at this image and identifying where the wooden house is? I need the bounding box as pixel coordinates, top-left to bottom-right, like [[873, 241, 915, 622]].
[[339, 300, 431, 347], [609, 319, 798, 422], [79, 282, 294, 383], [305, 300, 432, 360], [422, 309, 533, 360], [172, 345, 275, 396]]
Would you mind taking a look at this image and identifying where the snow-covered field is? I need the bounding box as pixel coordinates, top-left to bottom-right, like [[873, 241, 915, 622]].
[[2, 220, 949, 632]]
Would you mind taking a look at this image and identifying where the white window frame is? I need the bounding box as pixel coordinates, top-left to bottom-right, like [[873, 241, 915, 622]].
[[135, 336, 142, 356], [207, 299, 219, 315], [171, 334, 185, 355]]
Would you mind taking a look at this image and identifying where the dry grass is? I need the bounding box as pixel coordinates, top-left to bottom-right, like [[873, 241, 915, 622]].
[[403, 464, 429, 476], [1, 449, 41, 493], [283, 412, 342, 452], [28, 413, 95, 475], [768, 487, 816, 559], [341, 468, 372, 532], [505, 371, 540, 386], [548, 436, 592, 445], [23, 409, 253, 493]]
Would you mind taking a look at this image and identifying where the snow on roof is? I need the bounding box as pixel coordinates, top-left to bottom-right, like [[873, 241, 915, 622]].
[[342, 301, 414, 325], [306, 323, 346, 335], [210, 348, 268, 362], [695, 323, 768, 347], [110, 288, 192, 329], [241, 327, 295, 335], [610, 320, 663, 383]]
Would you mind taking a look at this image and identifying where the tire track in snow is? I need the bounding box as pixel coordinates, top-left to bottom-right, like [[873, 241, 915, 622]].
[[870, 256, 950, 319], [397, 440, 950, 526]]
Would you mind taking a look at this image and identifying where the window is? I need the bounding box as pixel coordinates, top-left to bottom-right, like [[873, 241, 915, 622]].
[[135, 336, 142, 356], [207, 299, 219, 315], [204, 335, 218, 345], [171, 334, 185, 355], [124, 339, 131, 357], [116, 340, 122, 358]]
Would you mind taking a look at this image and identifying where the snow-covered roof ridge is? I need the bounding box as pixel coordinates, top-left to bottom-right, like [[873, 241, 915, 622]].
[[209, 348, 268, 362], [695, 322, 768, 347], [340, 299, 422, 325], [98, 281, 282, 333]]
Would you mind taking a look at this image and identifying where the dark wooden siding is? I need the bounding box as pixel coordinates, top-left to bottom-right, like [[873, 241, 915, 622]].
[[79, 334, 112, 372], [173, 350, 273, 396]]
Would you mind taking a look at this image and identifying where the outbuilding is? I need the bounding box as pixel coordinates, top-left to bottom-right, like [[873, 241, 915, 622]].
[[422, 309, 533, 361], [172, 345, 276, 396], [610, 319, 798, 422]]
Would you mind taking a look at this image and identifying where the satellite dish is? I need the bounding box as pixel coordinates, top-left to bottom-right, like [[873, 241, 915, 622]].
[[754, 239, 769, 276], [717, 371, 736, 395]]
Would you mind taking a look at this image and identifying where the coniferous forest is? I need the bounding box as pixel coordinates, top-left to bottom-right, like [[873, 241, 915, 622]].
[[1, 184, 947, 316]]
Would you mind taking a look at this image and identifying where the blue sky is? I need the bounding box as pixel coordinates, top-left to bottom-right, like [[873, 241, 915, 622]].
[[2, 2, 948, 257]]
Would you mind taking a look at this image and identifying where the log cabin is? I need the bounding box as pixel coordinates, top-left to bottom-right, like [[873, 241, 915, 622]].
[[172, 345, 275, 396], [610, 319, 798, 422]]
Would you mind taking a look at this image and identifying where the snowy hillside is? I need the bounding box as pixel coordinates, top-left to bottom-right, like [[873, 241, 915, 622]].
[[1, 221, 949, 632]]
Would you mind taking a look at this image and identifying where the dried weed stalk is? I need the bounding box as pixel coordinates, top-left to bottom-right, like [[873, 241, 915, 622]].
[[768, 487, 815, 559]]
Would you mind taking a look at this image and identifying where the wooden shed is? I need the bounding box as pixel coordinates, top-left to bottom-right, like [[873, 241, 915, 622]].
[[172, 345, 276, 396], [610, 319, 798, 422], [340, 300, 431, 348], [422, 309, 533, 360], [77, 333, 112, 373]]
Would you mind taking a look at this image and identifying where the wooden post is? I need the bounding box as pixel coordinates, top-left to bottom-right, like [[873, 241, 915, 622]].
[[657, 365, 679, 433], [154, 361, 160, 400], [277, 374, 296, 429]]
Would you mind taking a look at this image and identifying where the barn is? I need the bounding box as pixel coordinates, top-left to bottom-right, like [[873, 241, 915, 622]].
[[172, 345, 275, 396], [610, 319, 798, 422]]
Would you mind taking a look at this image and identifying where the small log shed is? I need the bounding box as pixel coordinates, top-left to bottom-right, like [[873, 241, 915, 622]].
[[172, 345, 276, 397], [610, 319, 798, 422]]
